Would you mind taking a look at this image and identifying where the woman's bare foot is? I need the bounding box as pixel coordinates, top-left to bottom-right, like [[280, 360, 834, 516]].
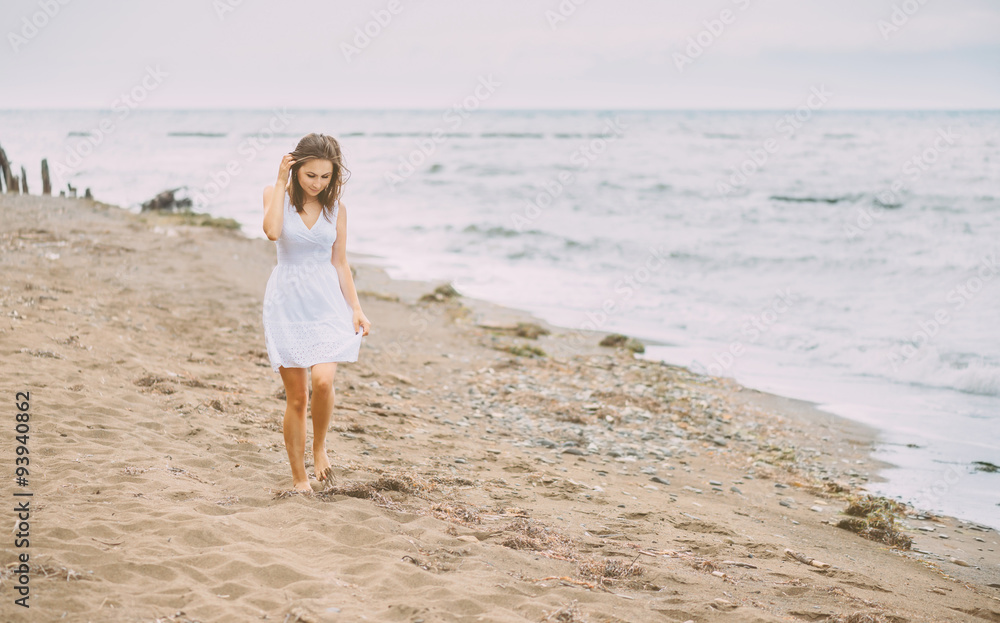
[[292, 480, 312, 493], [314, 446, 332, 483]]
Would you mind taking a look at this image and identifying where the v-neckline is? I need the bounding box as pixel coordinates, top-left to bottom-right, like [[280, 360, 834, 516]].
[[296, 207, 320, 232], [288, 193, 321, 232]]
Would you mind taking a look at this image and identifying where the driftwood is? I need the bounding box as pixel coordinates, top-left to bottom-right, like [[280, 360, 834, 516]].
[[84, 188, 93, 200], [784, 548, 830, 569], [141, 188, 192, 212], [41, 159, 51, 195], [66, 182, 76, 198], [20, 166, 28, 194], [0, 143, 12, 193]]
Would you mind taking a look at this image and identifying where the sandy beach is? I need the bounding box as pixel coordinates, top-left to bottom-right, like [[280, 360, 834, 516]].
[[2, 193, 999, 622]]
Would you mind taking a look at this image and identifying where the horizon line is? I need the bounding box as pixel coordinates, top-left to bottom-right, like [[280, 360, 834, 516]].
[[1, 106, 998, 113]]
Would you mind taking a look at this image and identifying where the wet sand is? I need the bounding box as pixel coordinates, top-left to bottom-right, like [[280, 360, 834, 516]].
[[1, 194, 999, 622]]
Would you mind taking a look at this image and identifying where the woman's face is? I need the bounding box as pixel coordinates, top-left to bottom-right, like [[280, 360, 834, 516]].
[[297, 159, 334, 198]]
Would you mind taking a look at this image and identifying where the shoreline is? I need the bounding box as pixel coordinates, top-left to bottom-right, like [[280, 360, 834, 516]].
[[336, 230, 1000, 533], [3, 193, 999, 622]]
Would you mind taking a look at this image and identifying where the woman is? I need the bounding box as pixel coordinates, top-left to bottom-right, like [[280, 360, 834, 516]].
[[261, 133, 372, 493]]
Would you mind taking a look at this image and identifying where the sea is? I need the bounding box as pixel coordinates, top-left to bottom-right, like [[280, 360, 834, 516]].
[[2, 108, 997, 528]]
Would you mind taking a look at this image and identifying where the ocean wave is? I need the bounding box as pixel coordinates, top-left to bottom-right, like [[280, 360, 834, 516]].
[[462, 224, 544, 238], [481, 132, 545, 139], [952, 366, 1000, 396], [771, 194, 861, 204], [168, 132, 227, 137], [641, 183, 673, 193], [914, 357, 1000, 397], [873, 195, 903, 209], [240, 132, 303, 138], [876, 347, 1000, 397], [552, 132, 623, 139]]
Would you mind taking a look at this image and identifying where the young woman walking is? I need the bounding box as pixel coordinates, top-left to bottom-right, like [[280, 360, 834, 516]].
[[261, 133, 371, 492]]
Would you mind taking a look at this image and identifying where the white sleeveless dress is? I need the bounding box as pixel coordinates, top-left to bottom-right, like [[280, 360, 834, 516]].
[[262, 191, 365, 373]]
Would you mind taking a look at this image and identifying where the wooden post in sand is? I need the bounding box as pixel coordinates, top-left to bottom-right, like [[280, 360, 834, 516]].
[[0, 144, 13, 192], [20, 166, 28, 195], [41, 159, 51, 195]]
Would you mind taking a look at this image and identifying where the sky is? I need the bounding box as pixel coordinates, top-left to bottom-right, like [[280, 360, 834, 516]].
[[2, 0, 998, 110]]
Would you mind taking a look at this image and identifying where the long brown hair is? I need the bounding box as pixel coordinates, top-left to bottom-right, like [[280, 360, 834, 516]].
[[288, 133, 351, 223]]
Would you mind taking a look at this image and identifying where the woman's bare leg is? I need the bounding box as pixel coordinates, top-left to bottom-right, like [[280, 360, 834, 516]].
[[278, 366, 310, 491], [310, 362, 338, 481]]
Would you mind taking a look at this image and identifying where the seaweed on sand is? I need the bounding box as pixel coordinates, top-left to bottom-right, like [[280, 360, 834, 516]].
[[576, 556, 644, 586], [836, 495, 912, 549]]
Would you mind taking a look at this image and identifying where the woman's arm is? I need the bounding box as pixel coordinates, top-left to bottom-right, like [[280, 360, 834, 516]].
[[331, 202, 371, 335], [262, 185, 282, 240], [263, 154, 295, 240], [331, 202, 363, 312]]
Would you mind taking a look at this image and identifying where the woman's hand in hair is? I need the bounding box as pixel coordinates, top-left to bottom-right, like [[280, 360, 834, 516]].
[[277, 153, 296, 185]]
